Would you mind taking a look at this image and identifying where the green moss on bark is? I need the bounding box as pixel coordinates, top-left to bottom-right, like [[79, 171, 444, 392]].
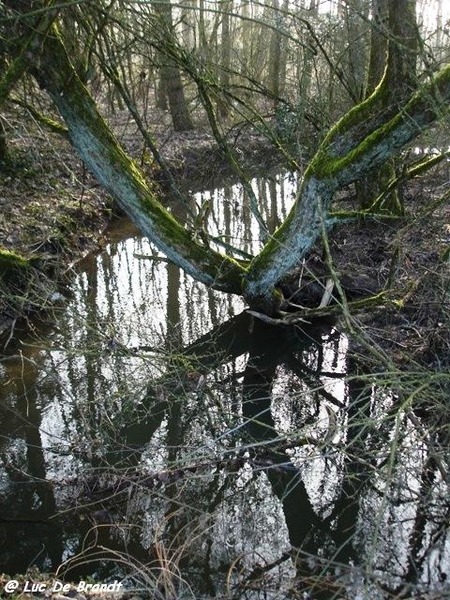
[[0, 247, 30, 273], [0, 248, 36, 297]]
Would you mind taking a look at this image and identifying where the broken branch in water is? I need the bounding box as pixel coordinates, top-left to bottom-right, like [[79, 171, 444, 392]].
[[248, 291, 389, 326]]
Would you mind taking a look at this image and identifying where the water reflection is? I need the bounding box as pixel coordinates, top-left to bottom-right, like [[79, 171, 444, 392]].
[[194, 172, 296, 255], [0, 172, 449, 599]]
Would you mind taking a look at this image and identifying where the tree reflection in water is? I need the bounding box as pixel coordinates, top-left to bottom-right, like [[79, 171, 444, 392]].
[[0, 174, 449, 599]]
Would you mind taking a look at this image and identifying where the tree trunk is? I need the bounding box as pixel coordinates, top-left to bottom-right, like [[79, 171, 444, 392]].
[[243, 63, 450, 311], [340, 0, 371, 103], [0, 1, 61, 164], [297, 0, 318, 132], [152, 1, 194, 131], [367, 0, 388, 93], [161, 63, 194, 131], [268, 0, 282, 105], [156, 69, 169, 110], [0, 118, 7, 163], [0, 2, 58, 106], [218, 0, 232, 121], [356, 0, 417, 215], [32, 27, 243, 294], [386, 0, 418, 95]]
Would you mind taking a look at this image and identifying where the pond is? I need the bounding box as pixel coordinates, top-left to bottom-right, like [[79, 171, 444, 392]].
[[1, 171, 449, 599]]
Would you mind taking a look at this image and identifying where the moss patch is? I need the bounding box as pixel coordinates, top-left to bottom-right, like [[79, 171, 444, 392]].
[[0, 247, 30, 272], [0, 247, 35, 290]]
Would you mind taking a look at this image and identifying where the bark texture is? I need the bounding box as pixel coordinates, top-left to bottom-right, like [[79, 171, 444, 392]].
[[357, 0, 418, 214]]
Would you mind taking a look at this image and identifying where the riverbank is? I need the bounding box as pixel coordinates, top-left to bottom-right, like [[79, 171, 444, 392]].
[[1, 112, 450, 599]]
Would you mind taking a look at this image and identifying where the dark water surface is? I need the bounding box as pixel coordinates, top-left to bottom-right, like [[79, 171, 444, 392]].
[[1, 173, 449, 599]]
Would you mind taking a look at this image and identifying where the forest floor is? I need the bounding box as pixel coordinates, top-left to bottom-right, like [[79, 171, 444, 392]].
[[325, 184, 450, 369], [0, 107, 449, 371]]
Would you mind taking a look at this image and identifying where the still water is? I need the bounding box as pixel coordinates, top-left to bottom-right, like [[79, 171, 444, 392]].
[[1, 172, 449, 599]]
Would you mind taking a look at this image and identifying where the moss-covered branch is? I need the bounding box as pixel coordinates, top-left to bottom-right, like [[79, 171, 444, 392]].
[[312, 64, 450, 183], [369, 150, 450, 211], [0, 247, 31, 274], [0, 1, 59, 107], [10, 96, 69, 139], [10, 3, 450, 316], [244, 64, 450, 312], [31, 26, 245, 294]]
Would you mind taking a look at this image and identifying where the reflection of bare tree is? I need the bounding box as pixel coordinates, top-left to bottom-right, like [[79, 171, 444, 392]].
[[81, 315, 347, 588], [241, 320, 321, 540], [119, 314, 450, 597], [0, 359, 63, 573], [239, 319, 355, 599]]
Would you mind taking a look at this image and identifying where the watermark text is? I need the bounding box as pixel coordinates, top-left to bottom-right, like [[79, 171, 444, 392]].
[[3, 578, 123, 594]]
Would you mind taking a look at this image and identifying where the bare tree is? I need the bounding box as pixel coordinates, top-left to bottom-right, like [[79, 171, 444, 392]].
[[152, 0, 194, 131], [356, 0, 418, 214]]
